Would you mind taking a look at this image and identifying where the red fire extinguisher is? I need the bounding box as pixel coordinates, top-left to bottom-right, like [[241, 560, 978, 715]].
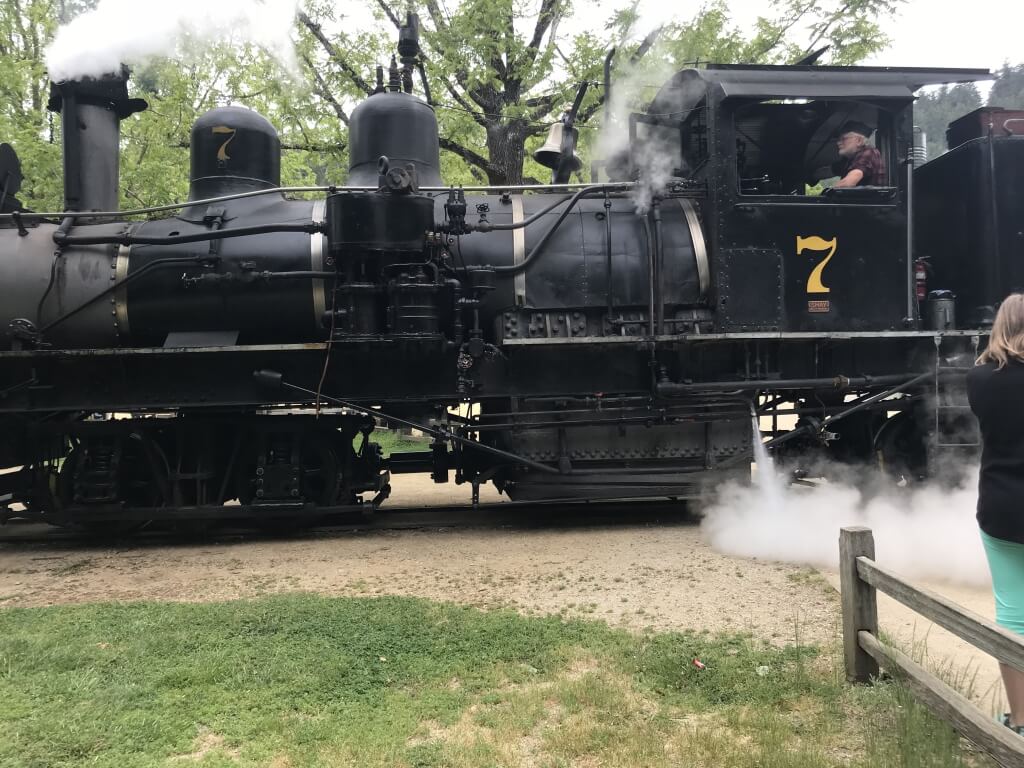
[[914, 257, 928, 302]]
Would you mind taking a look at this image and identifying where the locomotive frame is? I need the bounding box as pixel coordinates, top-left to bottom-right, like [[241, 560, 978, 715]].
[[0, 28, 1013, 528]]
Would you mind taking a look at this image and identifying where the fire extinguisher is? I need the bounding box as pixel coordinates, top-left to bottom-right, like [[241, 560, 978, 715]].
[[914, 257, 928, 302]]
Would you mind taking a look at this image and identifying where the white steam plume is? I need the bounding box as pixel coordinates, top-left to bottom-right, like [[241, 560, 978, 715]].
[[595, 30, 710, 213], [701, 454, 990, 588], [45, 0, 299, 82]]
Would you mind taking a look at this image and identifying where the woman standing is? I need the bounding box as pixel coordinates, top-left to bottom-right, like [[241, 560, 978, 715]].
[[967, 293, 1024, 734]]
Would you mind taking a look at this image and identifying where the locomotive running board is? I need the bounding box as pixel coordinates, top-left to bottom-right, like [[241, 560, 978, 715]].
[[501, 330, 990, 345]]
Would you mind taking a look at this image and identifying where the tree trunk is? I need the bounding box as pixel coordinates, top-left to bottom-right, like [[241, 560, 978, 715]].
[[484, 121, 527, 186]]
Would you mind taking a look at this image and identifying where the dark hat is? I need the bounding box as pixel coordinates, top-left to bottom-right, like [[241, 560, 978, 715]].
[[837, 120, 874, 138]]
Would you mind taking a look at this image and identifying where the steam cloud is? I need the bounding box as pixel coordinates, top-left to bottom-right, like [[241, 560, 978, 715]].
[[594, 43, 680, 214], [45, 0, 299, 82], [701, 449, 990, 588]]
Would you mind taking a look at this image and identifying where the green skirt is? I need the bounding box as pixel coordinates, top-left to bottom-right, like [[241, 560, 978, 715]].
[[981, 529, 1024, 636]]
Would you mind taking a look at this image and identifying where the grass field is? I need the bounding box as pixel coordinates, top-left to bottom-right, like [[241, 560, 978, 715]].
[[364, 429, 431, 457], [0, 594, 994, 768]]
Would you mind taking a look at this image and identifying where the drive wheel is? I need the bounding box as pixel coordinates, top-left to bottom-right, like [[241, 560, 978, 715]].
[[874, 412, 929, 485]]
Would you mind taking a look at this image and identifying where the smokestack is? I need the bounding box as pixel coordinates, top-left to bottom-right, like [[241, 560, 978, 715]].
[[46, 67, 147, 214]]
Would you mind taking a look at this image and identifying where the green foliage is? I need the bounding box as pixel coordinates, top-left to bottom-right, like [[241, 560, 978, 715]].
[[914, 82, 983, 159], [0, 0, 64, 211], [0, 0, 344, 211], [0, 0, 909, 205], [301, 0, 902, 186], [989, 62, 1024, 110]]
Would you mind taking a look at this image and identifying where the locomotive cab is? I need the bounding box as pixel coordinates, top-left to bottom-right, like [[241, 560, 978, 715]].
[[643, 65, 992, 333]]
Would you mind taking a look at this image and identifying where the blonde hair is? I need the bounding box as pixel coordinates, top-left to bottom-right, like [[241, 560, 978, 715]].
[[978, 293, 1024, 368]]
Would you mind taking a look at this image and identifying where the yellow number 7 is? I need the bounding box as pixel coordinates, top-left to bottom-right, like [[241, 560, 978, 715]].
[[212, 126, 237, 162], [796, 235, 837, 294]]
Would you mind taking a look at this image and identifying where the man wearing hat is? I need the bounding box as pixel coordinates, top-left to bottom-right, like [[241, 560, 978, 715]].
[[832, 121, 886, 187]]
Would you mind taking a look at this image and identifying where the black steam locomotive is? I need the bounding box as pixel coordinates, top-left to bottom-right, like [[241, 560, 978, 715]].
[[0, 26, 1013, 527]]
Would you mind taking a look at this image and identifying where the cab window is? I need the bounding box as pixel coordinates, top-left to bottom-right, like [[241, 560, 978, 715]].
[[733, 99, 893, 197]]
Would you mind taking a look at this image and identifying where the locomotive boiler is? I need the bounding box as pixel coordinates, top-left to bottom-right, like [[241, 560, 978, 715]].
[[0, 26, 1013, 528]]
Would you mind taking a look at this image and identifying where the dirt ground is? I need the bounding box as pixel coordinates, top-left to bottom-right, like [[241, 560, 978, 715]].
[[0, 473, 1003, 711], [0, 475, 839, 647]]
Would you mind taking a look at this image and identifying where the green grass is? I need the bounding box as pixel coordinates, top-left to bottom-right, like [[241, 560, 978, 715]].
[[0, 594, 997, 767], [363, 429, 431, 457]]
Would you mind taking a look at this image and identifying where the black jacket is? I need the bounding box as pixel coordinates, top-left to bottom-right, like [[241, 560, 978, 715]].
[[967, 360, 1024, 544]]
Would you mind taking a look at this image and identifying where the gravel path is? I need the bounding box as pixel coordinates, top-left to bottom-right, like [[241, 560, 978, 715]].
[[0, 476, 839, 647]]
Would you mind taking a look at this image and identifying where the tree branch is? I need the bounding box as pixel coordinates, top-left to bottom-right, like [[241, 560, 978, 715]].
[[526, 93, 559, 122], [630, 25, 662, 63], [438, 136, 491, 173], [374, 0, 402, 30], [442, 80, 492, 128], [298, 11, 374, 96], [422, 0, 451, 33], [750, 0, 818, 61], [301, 53, 351, 125], [576, 94, 607, 124], [800, 1, 854, 56], [523, 0, 562, 68]]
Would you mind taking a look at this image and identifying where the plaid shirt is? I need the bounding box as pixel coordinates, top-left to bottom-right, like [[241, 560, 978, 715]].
[[834, 146, 886, 186]]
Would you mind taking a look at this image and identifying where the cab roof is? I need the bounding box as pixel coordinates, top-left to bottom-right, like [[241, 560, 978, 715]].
[[650, 64, 993, 114]]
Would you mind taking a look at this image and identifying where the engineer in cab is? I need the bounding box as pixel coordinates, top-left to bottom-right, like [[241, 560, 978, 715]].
[[832, 121, 886, 187]]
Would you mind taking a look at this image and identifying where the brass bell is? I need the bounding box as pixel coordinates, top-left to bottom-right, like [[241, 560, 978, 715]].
[[533, 122, 582, 171]]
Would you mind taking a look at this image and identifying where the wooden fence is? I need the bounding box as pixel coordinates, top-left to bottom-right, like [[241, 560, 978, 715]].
[[840, 526, 1024, 767]]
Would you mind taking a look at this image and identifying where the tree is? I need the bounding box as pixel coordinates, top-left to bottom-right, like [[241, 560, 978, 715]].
[[0, 0, 343, 211], [299, 0, 902, 187], [989, 63, 1024, 111], [913, 82, 982, 160], [0, 0, 66, 210], [2, 0, 901, 208]]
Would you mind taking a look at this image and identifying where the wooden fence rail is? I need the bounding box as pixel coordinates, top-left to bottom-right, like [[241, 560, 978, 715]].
[[839, 526, 1024, 767]]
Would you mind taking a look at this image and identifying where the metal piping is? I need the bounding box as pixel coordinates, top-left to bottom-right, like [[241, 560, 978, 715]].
[[652, 199, 665, 334], [1, 182, 644, 221], [642, 213, 656, 337], [40, 254, 213, 334], [987, 125, 1003, 300], [905, 148, 915, 323], [757, 371, 932, 454], [604, 190, 614, 324], [471, 192, 573, 231], [716, 371, 935, 469], [53, 221, 322, 247], [490, 185, 621, 275], [252, 370, 562, 476], [656, 373, 914, 396]]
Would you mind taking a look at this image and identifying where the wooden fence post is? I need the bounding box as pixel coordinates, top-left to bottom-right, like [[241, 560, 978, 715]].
[[840, 526, 879, 683]]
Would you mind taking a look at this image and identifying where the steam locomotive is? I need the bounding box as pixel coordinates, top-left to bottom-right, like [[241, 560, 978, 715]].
[[0, 24, 1014, 528]]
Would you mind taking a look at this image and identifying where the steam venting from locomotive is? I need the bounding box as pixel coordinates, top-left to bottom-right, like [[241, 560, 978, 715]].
[[45, 0, 299, 81], [597, 43, 698, 213], [702, 462, 990, 588]]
